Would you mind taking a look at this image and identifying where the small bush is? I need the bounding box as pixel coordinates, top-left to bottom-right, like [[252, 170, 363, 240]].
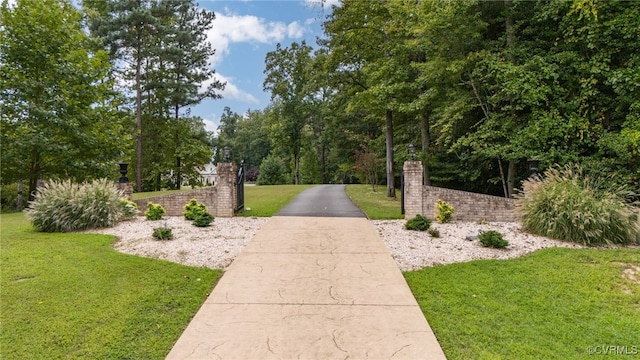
[[152, 226, 173, 240], [193, 212, 214, 227], [25, 179, 132, 232], [145, 203, 165, 221], [405, 214, 432, 231], [120, 199, 138, 219], [428, 228, 440, 238], [257, 154, 289, 185], [0, 183, 19, 211], [516, 165, 640, 246], [479, 230, 509, 248], [184, 199, 207, 220], [435, 200, 455, 224]]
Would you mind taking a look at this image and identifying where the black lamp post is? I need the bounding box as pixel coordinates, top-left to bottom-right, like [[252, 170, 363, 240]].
[[527, 159, 540, 179], [118, 163, 129, 183], [223, 146, 231, 162], [408, 143, 416, 160]]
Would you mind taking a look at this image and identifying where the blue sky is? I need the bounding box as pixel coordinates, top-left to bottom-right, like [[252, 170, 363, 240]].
[[195, 0, 338, 132]]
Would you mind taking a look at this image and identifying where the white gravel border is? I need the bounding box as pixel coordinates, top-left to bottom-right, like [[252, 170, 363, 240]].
[[89, 216, 593, 271]]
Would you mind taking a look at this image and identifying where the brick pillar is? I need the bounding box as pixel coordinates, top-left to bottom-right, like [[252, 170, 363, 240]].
[[403, 161, 424, 219], [216, 162, 237, 217], [115, 182, 133, 201]]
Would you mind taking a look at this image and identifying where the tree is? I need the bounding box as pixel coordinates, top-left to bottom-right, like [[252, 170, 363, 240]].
[[263, 41, 315, 184], [0, 0, 129, 199]]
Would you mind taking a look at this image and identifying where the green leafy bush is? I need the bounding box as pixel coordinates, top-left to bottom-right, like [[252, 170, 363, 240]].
[[428, 227, 440, 238], [257, 154, 289, 185], [435, 199, 455, 223], [25, 179, 131, 232], [516, 165, 640, 246], [152, 226, 173, 240], [145, 203, 165, 221], [405, 214, 432, 231], [193, 212, 214, 227], [0, 183, 19, 211], [120, 199, 138, 219], [479, 230, 509, 248], [184, 199, 207, 220]]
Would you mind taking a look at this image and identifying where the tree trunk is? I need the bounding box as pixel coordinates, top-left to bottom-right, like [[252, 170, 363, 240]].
[[420, 111, 431, 186], [507, 160, 516, 198], [28, 152, 40, 201], [385, 109, 395, 198], [174, 104, 181, 190], [294, 150, 300, 185], [135, 46, 143, 193]]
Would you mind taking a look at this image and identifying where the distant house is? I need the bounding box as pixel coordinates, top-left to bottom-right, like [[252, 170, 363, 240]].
[[199, 163, 218, 186]]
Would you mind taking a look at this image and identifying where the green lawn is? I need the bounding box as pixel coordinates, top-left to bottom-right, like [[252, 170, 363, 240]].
[[0, 213, 221, 359], [240, 184, 315, 217], [405, 247, 640, 359], [345, 184, 403, 219]]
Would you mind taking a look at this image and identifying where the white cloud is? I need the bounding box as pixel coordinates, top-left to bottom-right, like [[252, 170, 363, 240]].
[[207, 10, 308, 66], [202, 117, 218, 133], [305, 0, 341, 10], [201, 73, 259, 104]]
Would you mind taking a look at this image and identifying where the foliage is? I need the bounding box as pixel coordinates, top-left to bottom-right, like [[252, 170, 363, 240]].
[[405, 214, 432, 232], [478, 230, 509, 248], [257, 154, 289, 185], [428, 228, 440, 238], [25, 179, 132, 232], [144, 203, 165, 221], [435, 200, 455, 224], [1, 0, 129, 198], [263, 41, 315, 185], [84, 0, 224, 192], [192, 212, 214, 227], [354, 144, 381, 191], [152, 226, 173, 240], [1, 213, 219, 359], [183, 198, 207, 220], [516, 165, 640, 246], [0, 183, 19, 211], [120, 199, 138, 219], [405, 247, 640, 359]]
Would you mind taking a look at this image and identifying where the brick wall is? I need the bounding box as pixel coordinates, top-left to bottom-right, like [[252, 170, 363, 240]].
[[134, 187, 219, 217], [403, 160, 518, 222], [132, 162, 238, 217], [422, 186, 517, 222]]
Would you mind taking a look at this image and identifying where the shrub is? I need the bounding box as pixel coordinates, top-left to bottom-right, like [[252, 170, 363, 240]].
[[405, 214, 432, 231], [184, 199, 207, 220], [120, 199, 138, 219], [516, 165, 640, 246], [152, 226, 173, 240], [435, 200, 455, 223], [257, 154, 289, 185], [25, 179, 131, 232], [145, 203, 165, 221], [428, 228, 440, 238], [0, 183, 19, 211], [479, 230, 509, 248], [193, 212, 214, 227]]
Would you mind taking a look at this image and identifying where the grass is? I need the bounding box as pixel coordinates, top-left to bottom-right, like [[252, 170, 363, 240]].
[[240, 184, 315, 217], [345, 184, 403, 219], [0, 213, 221, 359], [404, 247, 640, 359]]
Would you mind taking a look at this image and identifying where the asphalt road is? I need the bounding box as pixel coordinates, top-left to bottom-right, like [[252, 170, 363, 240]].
[[276, 185, 366, 218]]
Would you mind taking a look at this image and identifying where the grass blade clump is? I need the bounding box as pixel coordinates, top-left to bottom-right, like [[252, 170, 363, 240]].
[[25, 179, 132, 232], [516, 164, 640, 246]]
